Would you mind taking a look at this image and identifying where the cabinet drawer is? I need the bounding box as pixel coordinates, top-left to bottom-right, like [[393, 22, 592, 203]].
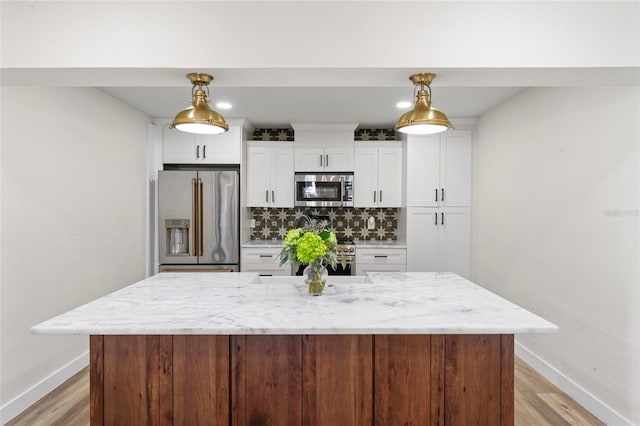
[[241, 266, 292, 276], [241, 248, 282, 262], [241, 247, 289, 273], [355, 264, 407, 276], [356, 248, 407, 265]]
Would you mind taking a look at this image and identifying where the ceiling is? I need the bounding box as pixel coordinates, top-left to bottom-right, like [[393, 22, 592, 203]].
[[93, 66, 638, 128], [100, 85, 524, 128], [5, 66, 635, 129]]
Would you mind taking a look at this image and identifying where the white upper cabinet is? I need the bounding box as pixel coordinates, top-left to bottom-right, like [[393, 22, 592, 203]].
[[294, 146, 353, 172], [291, 123, 357, 172], [246, 142, 294, 208], [163, 123, 242, 164], [354, 142, 402, 207], [406, 130, 472, 207]]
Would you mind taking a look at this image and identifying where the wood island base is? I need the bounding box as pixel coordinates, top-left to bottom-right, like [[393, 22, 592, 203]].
[[90, 334, 514, 425]]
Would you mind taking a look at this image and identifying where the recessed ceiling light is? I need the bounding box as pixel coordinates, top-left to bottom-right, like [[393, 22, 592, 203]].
[[216, 102, 232, 110], [396, 101, 413, 109]]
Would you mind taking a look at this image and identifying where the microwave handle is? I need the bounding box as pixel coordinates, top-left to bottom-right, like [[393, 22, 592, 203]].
[[340, 176, 345, 206]]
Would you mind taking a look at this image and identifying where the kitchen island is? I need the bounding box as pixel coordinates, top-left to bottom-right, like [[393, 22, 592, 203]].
[[33, 272, 557, 425]]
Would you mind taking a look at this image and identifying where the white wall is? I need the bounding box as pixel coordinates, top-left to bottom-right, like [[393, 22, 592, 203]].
[[0, 87, 150, 418], [472, 87, 640, 424]]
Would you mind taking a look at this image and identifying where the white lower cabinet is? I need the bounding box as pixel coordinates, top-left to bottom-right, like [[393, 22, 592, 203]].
[[241, 247, 292, 276], [406, 207, 471, 279], [355, 247, 407, 276]]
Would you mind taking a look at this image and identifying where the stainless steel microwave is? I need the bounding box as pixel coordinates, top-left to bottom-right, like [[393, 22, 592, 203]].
[[294, 173, 354, 207]]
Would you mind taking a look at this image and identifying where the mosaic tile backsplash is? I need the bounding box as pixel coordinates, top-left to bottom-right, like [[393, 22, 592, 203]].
[[249, 208, 398, 241], [252, 128, 397, 141]]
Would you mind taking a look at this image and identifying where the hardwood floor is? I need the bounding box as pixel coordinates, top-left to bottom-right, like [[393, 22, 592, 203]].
[[6, 366, 89, 426], [7, 357, 604, 426], [514, 358, 605, 426]]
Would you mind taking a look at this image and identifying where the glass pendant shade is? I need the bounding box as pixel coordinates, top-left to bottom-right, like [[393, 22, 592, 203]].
[[170, 73, 228, 135], [395, 73, 452, 135]]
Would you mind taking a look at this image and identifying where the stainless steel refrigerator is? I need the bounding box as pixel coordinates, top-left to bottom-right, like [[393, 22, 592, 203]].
[[158, 169, 239, 272]]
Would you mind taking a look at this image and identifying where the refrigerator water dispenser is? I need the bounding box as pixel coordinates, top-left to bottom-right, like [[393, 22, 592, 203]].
[[165, 219, 190, 255]]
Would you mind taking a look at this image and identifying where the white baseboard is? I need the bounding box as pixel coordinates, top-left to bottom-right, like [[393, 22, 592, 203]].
[[515, 342, 634, 426], [0, 351, 89, 425]]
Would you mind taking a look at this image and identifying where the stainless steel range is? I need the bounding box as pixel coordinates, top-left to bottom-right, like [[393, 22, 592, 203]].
[[294, 238, 356, 276], [333, 239, 355, 275]]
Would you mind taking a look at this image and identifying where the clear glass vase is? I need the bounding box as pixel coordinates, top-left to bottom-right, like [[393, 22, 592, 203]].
[[303, 262, 328, 296]]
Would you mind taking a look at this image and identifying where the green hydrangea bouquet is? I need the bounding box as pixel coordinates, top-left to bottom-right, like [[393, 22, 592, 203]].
[[279, 222, 340, 295]]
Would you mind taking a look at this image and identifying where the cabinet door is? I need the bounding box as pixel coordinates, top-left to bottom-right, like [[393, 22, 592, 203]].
[[440, 207, 471, 279], [441, 130, 472, 206], [271, 146, 295, 208], [406, 135, 440, 206], [199, 125, 241, 164], [354, 146, 378, 207], [324, 147, 353, 172], [295, 147, 324, 172], [246, 146, 271, 207], [406, 208, 439, 272], [163, 127, 197, 164], [377, 146, 402, 207]]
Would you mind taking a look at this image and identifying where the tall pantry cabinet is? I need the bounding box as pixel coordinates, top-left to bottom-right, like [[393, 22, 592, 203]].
[[405, 130, 472, 278]]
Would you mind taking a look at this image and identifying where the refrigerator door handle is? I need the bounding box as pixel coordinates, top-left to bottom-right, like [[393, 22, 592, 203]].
[[191, 178, 197, 256], [198, 178, 204, 256]]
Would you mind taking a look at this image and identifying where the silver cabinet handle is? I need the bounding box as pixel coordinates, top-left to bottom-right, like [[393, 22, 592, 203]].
[[373, 191, 376, 203], [379, 190, 382, 203], [203, 145, 207, 159], [320, 155, 323, 167], [266, 190, 269, 203], [326, 154, 329, 167], [441, 212, 444, 225], [434, 212, 438, 225], [196, 145, 200, 159], [272, 190, 275, 203], [435, 188, 438, 202], [441, 188, 444, 202]]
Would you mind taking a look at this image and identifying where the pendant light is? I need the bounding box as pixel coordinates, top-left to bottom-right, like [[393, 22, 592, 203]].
[[395, 73, 452, 135], [170, 73, 229, 134]]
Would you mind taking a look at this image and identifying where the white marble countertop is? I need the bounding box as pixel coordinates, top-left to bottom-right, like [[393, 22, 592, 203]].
[[241, 240, 284, 248], [354, 240, 407, 248], [32, 272, 557, 336], [243, 240, 408, 249]]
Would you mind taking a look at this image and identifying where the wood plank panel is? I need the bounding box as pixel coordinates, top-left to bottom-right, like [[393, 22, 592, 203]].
[[158, 336, 173, 425], [232, 335, 302, 425], [172, 335, 229, 425], [374, 335, 432, 425], [103, 335, 160, 426], [500, 335, 514, 426], [90, 336, 104, 426], [444, 334, 501, 426], [303, 335, 373, 426], [430, 334, 445, 426]]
